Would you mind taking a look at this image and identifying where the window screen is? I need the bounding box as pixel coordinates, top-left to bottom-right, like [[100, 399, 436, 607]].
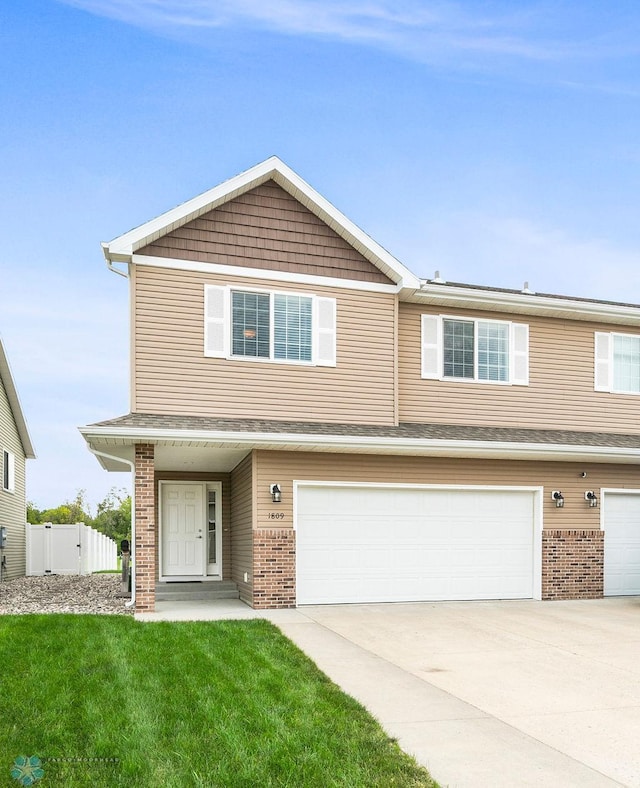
[[231, 291, 270, 358], [274, 294, 312, 361], [443, 319, 474, 378], [613, 334, 640, 393], [477, 320, 509, 381]]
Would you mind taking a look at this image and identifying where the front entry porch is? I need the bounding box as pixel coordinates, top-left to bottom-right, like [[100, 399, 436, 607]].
[[133, 444, 245, 612], [131, 441, 294, 613]]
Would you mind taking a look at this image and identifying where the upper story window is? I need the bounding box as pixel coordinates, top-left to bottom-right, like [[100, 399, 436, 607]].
[[205, 285, 336, 366], [231, 291, 313, 362], [595, 331, 640, 394], [2, 450, 15, 492], [422, 315, 529, 385]]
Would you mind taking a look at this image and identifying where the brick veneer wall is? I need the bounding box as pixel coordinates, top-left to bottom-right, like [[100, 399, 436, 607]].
[[253, 529, 296, 609], [542, 529, 604, 600], [135, 444, 156, 612]]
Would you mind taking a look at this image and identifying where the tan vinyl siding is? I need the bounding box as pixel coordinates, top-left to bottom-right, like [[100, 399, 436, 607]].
[[133, 266, 397, 424], [154, 472, 231, 580], [400, 302, 640, 434], [0, 377, 27, 579], [230, 453, 253, 604], [254, 449, 640, 532], [137, 182, 393, 284]]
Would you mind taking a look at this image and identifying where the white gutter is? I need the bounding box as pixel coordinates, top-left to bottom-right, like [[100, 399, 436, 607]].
[[416, 281, 640, 325], [101, 242, 129, 278], [80, 426, 640, 465], [87, 447, 136, 608]]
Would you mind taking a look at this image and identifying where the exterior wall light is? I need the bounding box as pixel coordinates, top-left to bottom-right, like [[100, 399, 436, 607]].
[[551, 491, 564, 508], [270, 484, 282, 504], [585, 490, 598, 508]]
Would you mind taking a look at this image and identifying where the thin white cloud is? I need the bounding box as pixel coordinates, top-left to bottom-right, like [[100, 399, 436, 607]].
[[58, 0, 637, 64], [559, 80, 640, 99]]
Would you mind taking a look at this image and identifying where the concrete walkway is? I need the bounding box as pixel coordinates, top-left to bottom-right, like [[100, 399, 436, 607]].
[[137, 598, 640, 787]]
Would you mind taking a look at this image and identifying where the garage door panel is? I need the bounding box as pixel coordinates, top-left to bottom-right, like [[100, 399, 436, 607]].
[[297, 486, 535, 605], [604, 493, 640, 596]]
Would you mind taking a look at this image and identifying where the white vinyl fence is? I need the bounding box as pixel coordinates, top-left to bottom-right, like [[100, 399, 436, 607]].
[[26, 523, 118, 576]]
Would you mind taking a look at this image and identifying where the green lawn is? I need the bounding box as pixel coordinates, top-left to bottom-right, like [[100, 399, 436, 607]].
[[0, 615, 438, 787]]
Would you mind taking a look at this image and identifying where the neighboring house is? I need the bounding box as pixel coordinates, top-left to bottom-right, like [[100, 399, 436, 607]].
[[81, 157, 640, 612], [0, 336, 35, 580]]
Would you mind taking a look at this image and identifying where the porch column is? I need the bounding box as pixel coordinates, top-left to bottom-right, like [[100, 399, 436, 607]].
[[134, 443, 156, 612]]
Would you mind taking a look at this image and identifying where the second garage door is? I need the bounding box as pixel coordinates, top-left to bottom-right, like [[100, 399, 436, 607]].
[[603, 492, 640, 596], [296, 485, 537, 605]]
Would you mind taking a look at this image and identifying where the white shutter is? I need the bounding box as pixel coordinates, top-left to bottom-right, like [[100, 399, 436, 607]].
[[204, 286, 228, 358], [594, 332, 612, 391], [510, 322, 529, 386], [314, 297, 336, 366], [421, 315, 441, 379]]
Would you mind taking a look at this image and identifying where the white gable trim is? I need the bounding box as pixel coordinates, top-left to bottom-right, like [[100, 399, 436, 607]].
[[103, 157, 420, 289], [0, 337, 35, 459], [131, 254, 401, 294]]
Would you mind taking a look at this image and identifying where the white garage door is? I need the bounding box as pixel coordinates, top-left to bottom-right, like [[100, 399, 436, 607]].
[[604, 493, 640, 596], [296, 485, 536, 605]]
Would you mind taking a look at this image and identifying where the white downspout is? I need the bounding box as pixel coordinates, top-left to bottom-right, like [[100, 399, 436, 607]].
[[106, 260, 129, 278], [88, 448, 136, 608], [97, 247, 135, 600], [102, 243, 130, 278]]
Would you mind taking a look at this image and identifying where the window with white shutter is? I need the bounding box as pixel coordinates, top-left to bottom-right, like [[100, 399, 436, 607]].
[[204, 286, 336, 366], [595, 331, 640, 394], [421, 314, 529, 385]]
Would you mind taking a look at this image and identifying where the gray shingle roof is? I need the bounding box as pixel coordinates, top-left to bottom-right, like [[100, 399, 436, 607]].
[[89, 412, 640, 449], [432, 280, 640, 311]]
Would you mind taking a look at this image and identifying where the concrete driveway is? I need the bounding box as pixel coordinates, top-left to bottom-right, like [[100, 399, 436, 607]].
[[268, 598, 640, 787]]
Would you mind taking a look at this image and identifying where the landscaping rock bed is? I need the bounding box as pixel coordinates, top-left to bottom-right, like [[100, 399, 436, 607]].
[[0, 574, 133, 615]]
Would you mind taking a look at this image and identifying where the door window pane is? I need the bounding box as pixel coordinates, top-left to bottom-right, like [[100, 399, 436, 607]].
[[208, 490, 216, 564]]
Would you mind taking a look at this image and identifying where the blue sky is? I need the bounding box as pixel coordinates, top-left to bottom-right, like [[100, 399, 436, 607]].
[[1, 0, 639, 510]]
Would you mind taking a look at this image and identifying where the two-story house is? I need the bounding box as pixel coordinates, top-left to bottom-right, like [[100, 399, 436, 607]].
[[81, 157, 640, 612], [0, 336, 35, 580]]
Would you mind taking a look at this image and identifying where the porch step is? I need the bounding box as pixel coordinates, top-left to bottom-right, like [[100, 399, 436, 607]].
[[155, 581, 240, 602]]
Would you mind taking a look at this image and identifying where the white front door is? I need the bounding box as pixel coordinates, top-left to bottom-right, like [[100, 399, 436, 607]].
[[161, 483, 205, 578]]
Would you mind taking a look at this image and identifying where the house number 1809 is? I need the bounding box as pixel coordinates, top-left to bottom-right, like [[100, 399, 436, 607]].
[[267, 512, 285, 520]]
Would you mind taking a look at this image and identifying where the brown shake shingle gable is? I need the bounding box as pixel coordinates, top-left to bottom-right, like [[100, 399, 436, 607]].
[[137, 182, 394, 284], [88, 412, 640, 449], [102, 156, 421, 289]]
